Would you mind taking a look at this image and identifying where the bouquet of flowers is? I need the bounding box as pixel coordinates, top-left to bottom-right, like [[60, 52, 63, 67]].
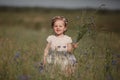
[[74, 24, 88, 43]]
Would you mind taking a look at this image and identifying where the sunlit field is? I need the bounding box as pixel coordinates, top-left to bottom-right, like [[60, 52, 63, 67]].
[[0, 7, 120, 80]]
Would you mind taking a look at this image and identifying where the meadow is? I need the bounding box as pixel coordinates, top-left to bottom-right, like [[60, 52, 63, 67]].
[[0, 7, 120, 80]]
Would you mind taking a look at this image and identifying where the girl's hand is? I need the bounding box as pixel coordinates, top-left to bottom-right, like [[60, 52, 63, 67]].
[[72, 43, 78, 48], [67, 43, 78, 53]]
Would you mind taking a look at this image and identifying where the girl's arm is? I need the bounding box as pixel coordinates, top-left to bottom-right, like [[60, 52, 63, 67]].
[[67, 43, 78, 53], [43, 43, 50, 66]]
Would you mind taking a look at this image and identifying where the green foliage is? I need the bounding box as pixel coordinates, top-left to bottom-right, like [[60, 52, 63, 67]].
[[74, 24, 88, 43], [0, 8, 120, 80]]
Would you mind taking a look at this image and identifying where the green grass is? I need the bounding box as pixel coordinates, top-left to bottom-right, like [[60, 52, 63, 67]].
[[0, 8, 120, 80]]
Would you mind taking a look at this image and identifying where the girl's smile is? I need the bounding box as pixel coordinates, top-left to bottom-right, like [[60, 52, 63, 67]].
[[53, 20, 67, 36]]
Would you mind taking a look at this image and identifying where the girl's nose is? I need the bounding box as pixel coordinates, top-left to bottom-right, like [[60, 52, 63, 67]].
[[56, 26, 60, 28]]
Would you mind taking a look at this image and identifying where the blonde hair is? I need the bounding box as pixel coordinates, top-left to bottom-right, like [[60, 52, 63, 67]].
[[51, 16, 68, 27]]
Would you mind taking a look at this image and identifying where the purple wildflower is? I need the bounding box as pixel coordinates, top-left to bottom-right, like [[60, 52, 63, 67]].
[[111, 60, 117, 65], [18, 75, 31, 80], [106, 74, 113, 80], [14, 51, 20, 59]]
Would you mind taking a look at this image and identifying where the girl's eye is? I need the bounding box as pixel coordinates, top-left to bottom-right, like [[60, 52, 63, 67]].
[[60, 26, 63, 27], [54, 26, 57, 28], [54, 26, 57, 27], [54, 25, 62, 28]]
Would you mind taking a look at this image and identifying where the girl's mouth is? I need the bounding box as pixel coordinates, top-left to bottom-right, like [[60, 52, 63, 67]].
[[56, 29, 61, 32]]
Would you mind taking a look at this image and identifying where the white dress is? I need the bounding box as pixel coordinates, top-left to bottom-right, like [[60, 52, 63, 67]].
[[46, 35, 76, 70]]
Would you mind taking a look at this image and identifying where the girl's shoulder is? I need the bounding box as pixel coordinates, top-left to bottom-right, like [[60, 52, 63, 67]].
[[47, 35, 56, 38], [64, 35, 72, 40], [64, 35, 71, 38], [47, 35, 56, 42], [64, 35, 72, 43]]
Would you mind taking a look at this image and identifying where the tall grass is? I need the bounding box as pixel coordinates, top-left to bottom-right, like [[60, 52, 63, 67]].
[[0, 8, 120, 80]]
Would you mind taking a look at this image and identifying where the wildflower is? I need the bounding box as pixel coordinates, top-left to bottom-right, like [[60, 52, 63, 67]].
[[111, 60, 117, 65], [14, 51, 20, 59], [88, 17, 95, 25], [87, 26, 91, 34], [18, 75, 31, 80], [39, 63, 44, 73], [14, 51, 21, 64], [34, 62, 44, 73]]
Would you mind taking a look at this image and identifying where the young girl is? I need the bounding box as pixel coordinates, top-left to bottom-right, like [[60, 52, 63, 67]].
[[43, 16, 77, 74]]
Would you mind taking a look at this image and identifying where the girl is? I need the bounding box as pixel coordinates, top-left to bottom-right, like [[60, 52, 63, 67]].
[[43, 16, 77, 74]]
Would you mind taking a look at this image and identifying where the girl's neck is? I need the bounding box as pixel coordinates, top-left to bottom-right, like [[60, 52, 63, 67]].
[[55, 34, 64, 37]]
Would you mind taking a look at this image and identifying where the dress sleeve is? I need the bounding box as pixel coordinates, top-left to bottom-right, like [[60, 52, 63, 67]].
[[67, 37, 72, 43], [46, 36, 52, 43]]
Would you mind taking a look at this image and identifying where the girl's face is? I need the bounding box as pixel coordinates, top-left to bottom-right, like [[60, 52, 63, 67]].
[[53, 20, 67, 36]]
